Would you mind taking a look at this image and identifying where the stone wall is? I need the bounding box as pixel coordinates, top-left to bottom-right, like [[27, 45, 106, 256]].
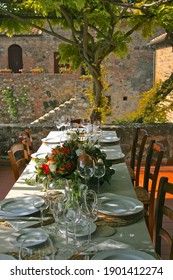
[[0, 31, 154, 123], [154, 43, 173, 82], [0, 123, 172, 166], [0, 73, 78, 123]]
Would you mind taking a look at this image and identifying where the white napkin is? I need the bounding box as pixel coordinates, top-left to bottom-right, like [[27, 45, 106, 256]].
[[86, 239, 131, 252]]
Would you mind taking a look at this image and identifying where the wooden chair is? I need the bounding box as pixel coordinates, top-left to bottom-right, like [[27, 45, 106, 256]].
[[19, 128, 34, 158], [153, 176, 173, 260], [135, 140, 164, 239], [8, 142, 29, 181], [127, 127, 148, 186]]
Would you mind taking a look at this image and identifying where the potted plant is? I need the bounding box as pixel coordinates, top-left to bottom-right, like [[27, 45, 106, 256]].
[[0, 68, 12, 73], [30, 67, 44, 74]]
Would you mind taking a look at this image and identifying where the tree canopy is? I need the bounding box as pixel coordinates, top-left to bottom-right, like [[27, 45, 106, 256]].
[[0, 0, 173, 121]]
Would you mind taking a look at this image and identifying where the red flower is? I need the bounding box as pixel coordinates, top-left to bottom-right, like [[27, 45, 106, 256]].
[[64, 163, 72, 169], [62, 146, 71, 154], [41, 163, 50, 175]]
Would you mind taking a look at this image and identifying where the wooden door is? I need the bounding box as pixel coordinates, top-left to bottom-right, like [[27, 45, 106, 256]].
[[8, 44, 23, 73]]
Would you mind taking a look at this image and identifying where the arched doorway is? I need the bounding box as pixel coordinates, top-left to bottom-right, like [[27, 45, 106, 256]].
[[8, 44, 23, 73]]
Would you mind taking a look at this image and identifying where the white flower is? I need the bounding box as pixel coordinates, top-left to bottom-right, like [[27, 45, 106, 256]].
[[49, 162, 57, 172]]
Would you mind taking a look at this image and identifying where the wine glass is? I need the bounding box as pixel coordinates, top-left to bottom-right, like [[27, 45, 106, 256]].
[[77, 154, 94, 186], [94, 159, 105, 193], [55, 119, 62, 131], [33, 195, 49, 227], [93, 120, 102, 141], [65, 115, 71, 131], [80, 189, 98, 248], [51, 194, 65, 235], [19, 236, 55, 260]]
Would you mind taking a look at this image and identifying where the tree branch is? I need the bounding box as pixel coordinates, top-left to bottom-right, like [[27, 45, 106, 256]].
[[101, 0, 173, 11], [0, 7, 77, 45]]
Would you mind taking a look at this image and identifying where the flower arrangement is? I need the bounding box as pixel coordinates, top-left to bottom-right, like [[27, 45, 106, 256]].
[[35, 132, 114, 189]]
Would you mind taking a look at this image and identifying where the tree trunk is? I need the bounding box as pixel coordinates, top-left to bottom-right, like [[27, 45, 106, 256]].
[[88, 65, 103, 122]]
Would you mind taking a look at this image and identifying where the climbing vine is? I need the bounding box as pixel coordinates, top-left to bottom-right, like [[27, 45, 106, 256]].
[[1, 85, 30, 121], [113, 81, 173, 124]]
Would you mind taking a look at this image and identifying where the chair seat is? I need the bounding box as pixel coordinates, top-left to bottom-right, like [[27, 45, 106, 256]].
[[135, 186, 150, 204]]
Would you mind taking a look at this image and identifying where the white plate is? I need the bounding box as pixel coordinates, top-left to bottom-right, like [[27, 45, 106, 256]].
[[0, 196, 39, 217], [99, 136, 120, 144], [0, 254, 16, 260], [9, 228, 48, 247], [42, 137, 61, 144], [69, 222, 96, 237], [31, 152, 48, 159], [92, 248, 155, 260], [98, 193, 143, 216], [101, 147, 125, 161]]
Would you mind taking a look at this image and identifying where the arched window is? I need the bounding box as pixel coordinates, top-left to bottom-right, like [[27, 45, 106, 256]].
[[8, 44, 23, 73]]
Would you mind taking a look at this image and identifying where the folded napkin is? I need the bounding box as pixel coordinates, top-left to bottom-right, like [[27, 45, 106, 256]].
[[86, 239, 131, 253], [68, 239, 132, 260]]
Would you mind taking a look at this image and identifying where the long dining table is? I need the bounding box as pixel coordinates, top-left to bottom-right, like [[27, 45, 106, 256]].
[[0, 129, 157, 260]]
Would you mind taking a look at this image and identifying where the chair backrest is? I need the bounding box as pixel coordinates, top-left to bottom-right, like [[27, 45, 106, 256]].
[[143, 139, 164, 238], [19, 128, 34, 157], [8, 142, 29, 181], [154, 176, 173, 259], [130, 127, 148, 186]]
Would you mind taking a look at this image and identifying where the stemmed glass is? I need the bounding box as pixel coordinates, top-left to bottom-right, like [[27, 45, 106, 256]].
[[33, 195, 49, 228], [55, 119, 62, 131], [65, 115, 71, 131], [19, 236, 55, 260], [51, 194, 65, 235], [77, 154, 94, 186], [94, 159, 106, 193], [80, 189, 98, 248]]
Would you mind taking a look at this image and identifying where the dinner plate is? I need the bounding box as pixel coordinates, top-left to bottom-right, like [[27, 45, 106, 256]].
[[98, 193, 143, 216], [0, 253, 16, 260], [31, 152, 48, 159], [91, 248, 155, 260], [9, 228, 48, 247], [68, 222, 97, 237], [0, 196, 40, 217], [101, 147, 125, 161], [99, 136, 120, 144], [41, 137, 61, 144]]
